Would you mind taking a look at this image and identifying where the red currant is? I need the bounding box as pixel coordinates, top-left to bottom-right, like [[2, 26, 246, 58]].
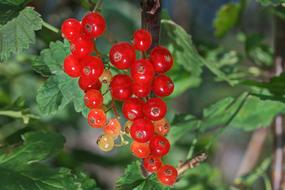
[[87, 108, 106, 128], [143, 98, 167, 121], [143, 156, 162, 172], [61, 18, 82, 42], [130, 118, 154, 143], [70, 35, 93, 58], [157, 165, 178, 186], [131, 59, 154, 84], [122, 98, 144, 121], [132, 82, 151, 98], [109, 42, 136, 69], [149, 135, 170, 157], [124, 120, 133, 135], [82, 12, 106, 38], [150, 46, 173, 73], [110, 74, 132, 100], [131, 141, 150, 158], [97, 134, 114, 152], [133, 29, 152, 51], [78, 76, 102, 91], [104, 118, 121, 138], [152, 74, 174, 97], [63, 54, 81, 78], [99, 69, 112, 84], [81, 56, 104, 81], [153, 118, 170, 136], [84, 89, 103, 109]]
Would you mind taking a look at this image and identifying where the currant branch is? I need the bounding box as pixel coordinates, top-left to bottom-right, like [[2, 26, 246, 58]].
[[177, 153, 208, 176]]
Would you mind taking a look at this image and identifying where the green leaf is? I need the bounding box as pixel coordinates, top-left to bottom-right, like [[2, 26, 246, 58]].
[[0, 7, 42, 61], [257, 0, 285, 6], [0, 132, 97, 190], [213, 2, 241, 38]]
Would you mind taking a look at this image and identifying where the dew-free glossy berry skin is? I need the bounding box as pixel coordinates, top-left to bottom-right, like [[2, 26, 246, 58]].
[[81, 56, 104, 81], [133, 29, 152, 51], [84, 89, 103, 109], [143, 156, 162, 172], [82, 12, 106, 38], [131, 59, 154, 84], [130, 118, 154, 143], [150, 46, 173, 73], [131, 141, 150, 158], [153, 118, 170, 136], [97, 134, 114, 152], [63, 54, 81, 78], [110, 74, 132, 100], [99, 69, 112, 84], [87, 109, 106, 128], [104, 118, 121, 138], [61, 18, 82, 42], [149, 135, 170, 157], [78, 76, 102, 91], [70, 36, 93, 58], [109, 42, 136, 69], [152, 74, 174, 97], [122, 98, 144, 121], [157, 165, 178, 186], [143, 98, 167, 121], [132, 82, 151, 98]]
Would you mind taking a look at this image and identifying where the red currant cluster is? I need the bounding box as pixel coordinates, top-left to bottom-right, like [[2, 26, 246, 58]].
[[61, 11, 177, 186]]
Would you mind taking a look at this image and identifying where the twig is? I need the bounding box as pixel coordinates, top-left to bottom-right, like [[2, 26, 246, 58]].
[[42, 21, 59, 33], [177, 153, 208, 176], [93, 0, 103, 12]]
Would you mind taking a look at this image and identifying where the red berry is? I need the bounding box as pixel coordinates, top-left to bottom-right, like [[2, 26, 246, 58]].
[[150, 46, 173, 73], [131, 59, 154, 84], [110, 74, 132, 100], [143, 98, 167, 121], [143, 156, 162, 172], [78, 76, 102, 91], [84, 89, 103, 109], [82, 12, 106, 38], [70, 35, 93, 58], [153, 118, 170, 136], [130, 118, 154, 143], [157, 165, 178, 186], [87, 109, 106, 128], [61, 18, 82, 42], [63, 54, 81, 78], [149, 135, 170, 157], [152, 74, 174, 97], [132, 82, 151, 98], [104, 118, 121, 138], [81, 56, 104, 81], [109, 42, 136, 70], [122, 98, 144, 120], [131, 141, 150, 158], [133, 29, 152, 51]]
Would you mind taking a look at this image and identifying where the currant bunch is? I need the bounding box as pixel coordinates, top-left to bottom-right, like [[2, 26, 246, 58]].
[[61, 12, 177, 186]]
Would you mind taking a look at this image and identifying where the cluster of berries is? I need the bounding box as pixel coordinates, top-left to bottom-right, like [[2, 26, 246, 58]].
[[61, 11, 177, 186]]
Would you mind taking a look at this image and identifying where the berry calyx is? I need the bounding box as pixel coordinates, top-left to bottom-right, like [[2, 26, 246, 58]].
[[63, 54, 81, 78], [143, 98, 167, 121], [149, 135, 170, 157], [132, 82, 151, 98], [152, 74, 174, 97], [109, 42, 136, 70], [103, 118, 121, 138], [81, 56, 104, 81], [150, 46, 173, 73], [110, 74, 132, 100], [122, 98, 144, 121], [61, 18, 82, 42], [131, 59, 154, 84], [133, 29, 152, 51], [97, 134, 114, 152], [153, 118, 170, 136], [82, 12, 106, 38], [78, 76, 102, 91], [87, 109, 107, 128], [131, 141, 150, 158], [84, 89, 103, 109], [130, 118, 154, 143], [99, 69, 113, 84], [157, 165, 178, 186], [143, 156, 162, 172], [70, 35, 93, 58]]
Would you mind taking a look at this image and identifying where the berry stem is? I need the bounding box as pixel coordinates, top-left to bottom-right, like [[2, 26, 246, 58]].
[[93, 0, 104, 12], [42, 21, 60, 33], [111, 98, 120, 119], [176, 153, 208, 176], [93, 42, 102, 57]]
